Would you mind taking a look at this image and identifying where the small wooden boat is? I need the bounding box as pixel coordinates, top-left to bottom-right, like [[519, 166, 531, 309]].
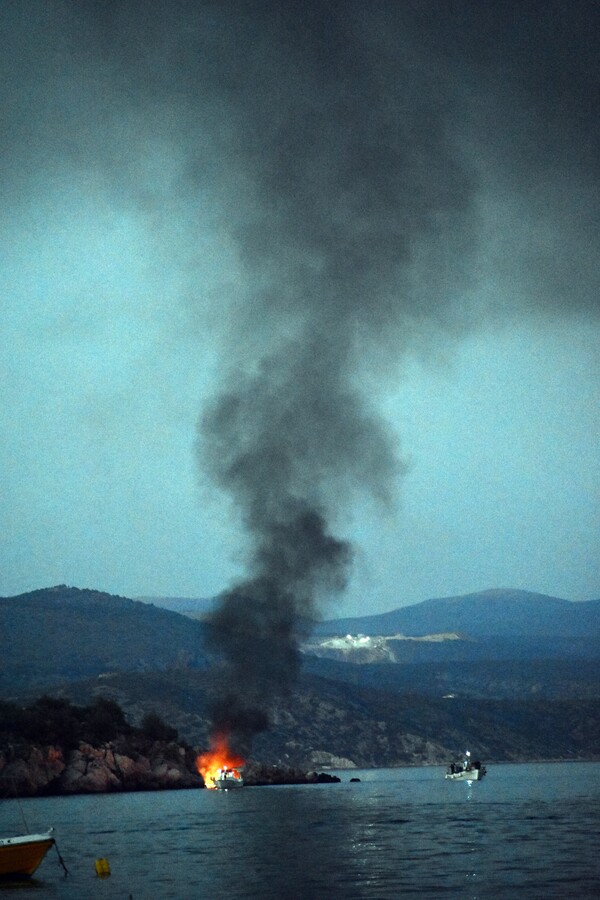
[[0, 829, 55, 878]]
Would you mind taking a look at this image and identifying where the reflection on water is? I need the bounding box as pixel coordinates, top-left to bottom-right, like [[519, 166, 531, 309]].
[[0, 762, 599, 898]]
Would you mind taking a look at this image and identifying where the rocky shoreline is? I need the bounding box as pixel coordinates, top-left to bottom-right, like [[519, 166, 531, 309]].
[[0, 740, 340, 797]]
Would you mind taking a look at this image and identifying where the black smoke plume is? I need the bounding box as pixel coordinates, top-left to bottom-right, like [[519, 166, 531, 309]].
[[197, 1, 476, 752]]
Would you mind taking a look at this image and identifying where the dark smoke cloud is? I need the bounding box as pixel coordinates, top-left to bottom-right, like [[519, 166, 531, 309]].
[[3, 1, 599, 749], [193, 1, 600, 747], [196, 2, 479, 748]]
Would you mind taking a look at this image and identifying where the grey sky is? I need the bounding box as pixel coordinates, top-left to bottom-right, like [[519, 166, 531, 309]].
[[1, 1, 599, 615]]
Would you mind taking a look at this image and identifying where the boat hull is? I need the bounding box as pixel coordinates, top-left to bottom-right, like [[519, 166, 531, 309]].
[[0, 833, 55, 878]]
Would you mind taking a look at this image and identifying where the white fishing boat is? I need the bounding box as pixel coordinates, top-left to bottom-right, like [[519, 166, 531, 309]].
[[445, 751, 486, 781], [212, 767, 244, 790]]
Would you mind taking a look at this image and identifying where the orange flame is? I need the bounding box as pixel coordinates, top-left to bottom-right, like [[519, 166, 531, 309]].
[[196, 733, 245, 789]]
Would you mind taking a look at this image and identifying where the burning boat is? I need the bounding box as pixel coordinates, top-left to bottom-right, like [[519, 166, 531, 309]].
[[196, 733, 245, 790], [212, 767, 244, 790]]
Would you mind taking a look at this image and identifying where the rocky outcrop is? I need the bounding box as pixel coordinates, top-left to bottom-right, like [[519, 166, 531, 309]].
[[0, 741, 341, 796], [242, 761, 340, 786], [0, 744, 66, 797], [0, 739, 202, 797]]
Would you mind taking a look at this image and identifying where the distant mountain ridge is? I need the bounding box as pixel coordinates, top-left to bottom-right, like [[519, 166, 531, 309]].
[[131, 587, 600, 639], [3, 586, 598, 696], [2, 585, 599, 680], [313, 588, 600, 639]]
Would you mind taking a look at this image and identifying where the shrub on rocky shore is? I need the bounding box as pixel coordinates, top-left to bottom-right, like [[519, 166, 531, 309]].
[[0, 696, 202, 796]]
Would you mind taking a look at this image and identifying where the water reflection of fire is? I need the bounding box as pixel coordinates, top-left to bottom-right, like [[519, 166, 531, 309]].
[[196, 733, 245, 789]]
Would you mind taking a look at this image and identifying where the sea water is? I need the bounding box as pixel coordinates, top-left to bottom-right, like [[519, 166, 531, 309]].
[[1, 762, 599, 898]]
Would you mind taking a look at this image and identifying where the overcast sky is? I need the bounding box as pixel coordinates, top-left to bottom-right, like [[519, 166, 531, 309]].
[[1, 1, 599, 615]]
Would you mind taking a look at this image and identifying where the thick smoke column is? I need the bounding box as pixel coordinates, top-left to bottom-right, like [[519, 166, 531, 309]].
[[198, 1, 475, 752]]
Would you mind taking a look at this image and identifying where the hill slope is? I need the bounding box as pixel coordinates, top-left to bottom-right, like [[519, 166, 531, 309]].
[[0, 585, 210, 693], [301, 654, 600, 701], [33, 668, 600, 768]]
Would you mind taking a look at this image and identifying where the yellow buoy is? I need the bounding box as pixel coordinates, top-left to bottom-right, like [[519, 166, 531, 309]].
[[95, 857, 111, 878]]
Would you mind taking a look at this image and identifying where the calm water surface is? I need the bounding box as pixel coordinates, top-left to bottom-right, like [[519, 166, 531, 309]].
[[1, 762, 599, 898]]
